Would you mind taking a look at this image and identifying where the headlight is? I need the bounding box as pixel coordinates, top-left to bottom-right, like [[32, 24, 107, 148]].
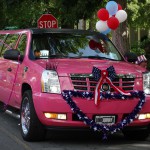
[[41, 70, 61, 94], [143, 72, 150, 94]]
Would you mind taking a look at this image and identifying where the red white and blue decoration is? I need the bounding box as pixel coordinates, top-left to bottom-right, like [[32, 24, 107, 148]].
[[62, 66, 146, 139], [92, 66, 130, 105], [96, 1, 127, 34], [135, 55, 147, 65]]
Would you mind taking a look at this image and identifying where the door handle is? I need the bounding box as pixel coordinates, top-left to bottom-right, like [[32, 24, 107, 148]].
[[7, 68, 12, 72]]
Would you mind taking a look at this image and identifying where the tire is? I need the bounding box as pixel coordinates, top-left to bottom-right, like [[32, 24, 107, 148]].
[[20, 90, 46, 141], [122, 129, 149, 140]]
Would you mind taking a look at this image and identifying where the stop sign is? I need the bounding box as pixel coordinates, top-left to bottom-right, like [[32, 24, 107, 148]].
[[37, 14, 58, 28]]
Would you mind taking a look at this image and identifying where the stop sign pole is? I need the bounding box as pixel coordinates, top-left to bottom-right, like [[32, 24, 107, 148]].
[[37, 14, 58, 28]]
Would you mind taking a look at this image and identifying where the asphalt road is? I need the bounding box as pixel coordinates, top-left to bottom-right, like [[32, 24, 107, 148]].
[[0, 111, 150, 150]]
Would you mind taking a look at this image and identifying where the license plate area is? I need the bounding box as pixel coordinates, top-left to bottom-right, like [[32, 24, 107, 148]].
[[95, 115, 116, 125]]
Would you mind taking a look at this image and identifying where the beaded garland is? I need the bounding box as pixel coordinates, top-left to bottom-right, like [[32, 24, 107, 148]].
[[61, 66, 146, 139], [62, 90, 145, 139]]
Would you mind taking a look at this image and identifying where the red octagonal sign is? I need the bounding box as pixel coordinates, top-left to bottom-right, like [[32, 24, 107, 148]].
[[37, 14, 58, 28]]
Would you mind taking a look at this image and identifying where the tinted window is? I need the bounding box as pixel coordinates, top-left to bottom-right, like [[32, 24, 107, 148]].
[[17, 34, 27, 56], [30, 33, 122, 61], [0, 34, 7, 57], [1, 34, 19, 56]]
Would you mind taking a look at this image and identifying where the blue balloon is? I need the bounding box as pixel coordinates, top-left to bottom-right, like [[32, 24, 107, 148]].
[[101, 28, 111, 35], [106, 1, 118, 16]]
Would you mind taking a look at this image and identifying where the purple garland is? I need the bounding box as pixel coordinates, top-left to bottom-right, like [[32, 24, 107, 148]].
[[62, 90, 146, 139]]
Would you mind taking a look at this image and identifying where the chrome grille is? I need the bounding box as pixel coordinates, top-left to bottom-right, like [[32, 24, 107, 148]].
[[70, 74, 135, 92]]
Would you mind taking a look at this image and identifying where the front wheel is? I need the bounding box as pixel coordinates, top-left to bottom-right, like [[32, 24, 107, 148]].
[[20, 90, 46, 141]]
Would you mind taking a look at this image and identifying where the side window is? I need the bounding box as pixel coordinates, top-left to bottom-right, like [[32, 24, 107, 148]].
[[31, 36, 50, 59], [0, 34, 7, 57], [17, 34, 27, 56], [1, 34, 19, 56]]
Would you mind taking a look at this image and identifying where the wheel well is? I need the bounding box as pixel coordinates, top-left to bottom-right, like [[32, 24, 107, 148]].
[[22, 83, 32, 96]]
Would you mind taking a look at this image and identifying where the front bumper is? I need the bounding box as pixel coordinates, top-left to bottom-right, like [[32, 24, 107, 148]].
[[33, 92, 150, 128]]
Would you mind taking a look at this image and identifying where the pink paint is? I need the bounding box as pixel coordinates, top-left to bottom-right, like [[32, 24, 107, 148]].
[[0, 28, 149, 140]]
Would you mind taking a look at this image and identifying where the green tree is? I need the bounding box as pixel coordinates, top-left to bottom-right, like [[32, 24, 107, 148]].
[[111, 0, 129, 55], [127, 0, 150, 29], [53, 0, 105, 28], [127, 0, 150, 69], [0, 0, 56, 28], [1, 0, 149, 59], [1, 0, 104, 29]]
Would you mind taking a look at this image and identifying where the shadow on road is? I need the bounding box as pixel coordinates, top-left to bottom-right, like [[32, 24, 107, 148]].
[[45, 130, 147, 145]]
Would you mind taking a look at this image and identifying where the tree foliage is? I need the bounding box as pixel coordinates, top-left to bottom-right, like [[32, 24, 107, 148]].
[[1, 0, 149, 30], [54, 0, 105, 28], [0, 0, 105, 29], [0, 0, 149, 57], [127, 0, 150, 29], [0, 0, 55, 28]]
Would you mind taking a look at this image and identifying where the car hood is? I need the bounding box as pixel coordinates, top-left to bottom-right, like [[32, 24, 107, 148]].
[[35, 59, 146, 77]]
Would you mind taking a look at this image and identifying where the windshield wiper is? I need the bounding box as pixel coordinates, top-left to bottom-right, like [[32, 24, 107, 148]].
[[67, 56, 107, 59], [49, 55, 118, 61], [49, 55, 68, 58], [82, 56, 117, 61], [67, 56, 82, 59], [49, 55, 82, 59], [82, 56, 106, 59]]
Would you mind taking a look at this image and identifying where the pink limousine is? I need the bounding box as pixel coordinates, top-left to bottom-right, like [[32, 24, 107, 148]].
[[0, 28, 150, 141]]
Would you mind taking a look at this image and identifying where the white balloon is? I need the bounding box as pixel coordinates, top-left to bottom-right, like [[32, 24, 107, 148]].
[[96, 20, 108, 32], [115, 10, 127, 23]]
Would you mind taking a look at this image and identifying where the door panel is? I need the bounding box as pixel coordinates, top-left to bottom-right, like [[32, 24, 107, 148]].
[[5, 60, 20, 106], [0, 59, 9, 102]]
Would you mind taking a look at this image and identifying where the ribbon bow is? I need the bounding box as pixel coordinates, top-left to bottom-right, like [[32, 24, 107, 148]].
[[92, 66, 130, 105]]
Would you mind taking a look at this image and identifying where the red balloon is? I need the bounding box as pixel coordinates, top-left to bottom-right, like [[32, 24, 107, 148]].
[[118, 4, 122, 10], [97, 8, 109, 21], [107, 17, 119, 30], [89, 40, 97, 50], [89, 40, 103, 52]]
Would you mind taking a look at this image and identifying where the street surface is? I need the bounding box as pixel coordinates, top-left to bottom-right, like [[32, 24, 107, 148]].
[[0, 111, 150, 150]]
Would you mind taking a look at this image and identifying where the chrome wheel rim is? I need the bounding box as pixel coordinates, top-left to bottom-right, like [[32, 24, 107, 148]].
[[21, 97, 30, 135]]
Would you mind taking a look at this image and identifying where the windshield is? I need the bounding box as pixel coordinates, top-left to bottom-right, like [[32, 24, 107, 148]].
[[30, 32, 123, 61]]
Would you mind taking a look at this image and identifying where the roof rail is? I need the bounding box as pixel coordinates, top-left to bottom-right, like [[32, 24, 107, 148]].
[[4, 26, 18, 30]]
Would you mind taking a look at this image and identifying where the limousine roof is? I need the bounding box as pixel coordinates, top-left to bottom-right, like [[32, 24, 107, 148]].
[[1, 28, 106, 36], [30, 28, 109, 41], [30, 28, 100, 35], [0, 28, 109, 41]]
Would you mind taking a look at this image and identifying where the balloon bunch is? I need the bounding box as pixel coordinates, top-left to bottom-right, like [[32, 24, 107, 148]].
[[96, 1, 127, 35]]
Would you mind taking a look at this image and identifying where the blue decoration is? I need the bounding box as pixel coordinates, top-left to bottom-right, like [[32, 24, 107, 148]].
[[62, 90, 146, 140], [61, 65, 146, 139], [92, 66, 116, 82], [106, 1, 118, 16], [101, 28, 111, 35], [92, 66, 101, 81], [106, 66, 116, 81]]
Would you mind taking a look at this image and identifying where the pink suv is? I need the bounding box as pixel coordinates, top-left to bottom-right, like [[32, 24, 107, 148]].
[[0, 28, 150, 141]]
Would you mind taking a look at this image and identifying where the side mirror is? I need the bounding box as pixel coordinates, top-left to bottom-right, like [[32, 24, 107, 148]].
[[3, 49, 23, 61]]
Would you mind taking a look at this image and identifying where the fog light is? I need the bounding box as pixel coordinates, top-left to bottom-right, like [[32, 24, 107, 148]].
[[44, 113, 67, 120], [138, 114, 146, 120], [44, 113, 57, 119], [138, 113, 150, 120], [146, 113, 150, 119]]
